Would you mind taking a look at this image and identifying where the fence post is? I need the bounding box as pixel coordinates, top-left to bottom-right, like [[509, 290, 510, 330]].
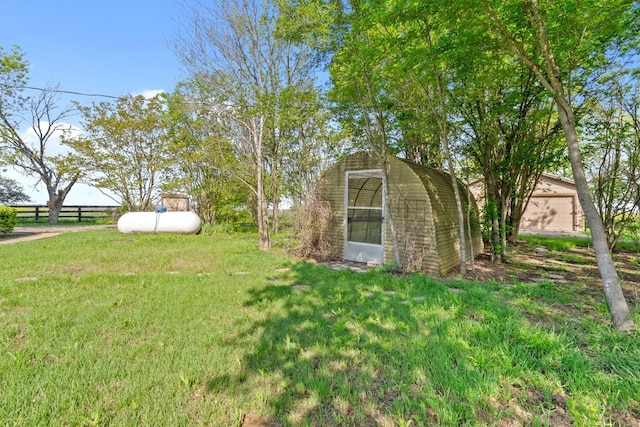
[[35, 206, 40, 221], [78, 206, 82, 222]]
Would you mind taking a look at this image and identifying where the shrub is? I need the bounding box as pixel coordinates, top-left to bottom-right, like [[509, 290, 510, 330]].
[[293, 196, 333, 260], [0, 206, 17, 235], [625, 218, 640, 251]]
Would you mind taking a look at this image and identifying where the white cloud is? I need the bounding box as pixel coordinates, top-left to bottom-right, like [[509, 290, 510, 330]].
[[18, 121, 82, 157], [132, 89, 165, 99]]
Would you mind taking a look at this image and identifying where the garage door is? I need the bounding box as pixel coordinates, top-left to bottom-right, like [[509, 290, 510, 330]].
[[521, 196, 575, 232]]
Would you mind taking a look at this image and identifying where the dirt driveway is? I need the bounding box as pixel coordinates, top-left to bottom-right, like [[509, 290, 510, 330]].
[[0, 225, 115, 245]]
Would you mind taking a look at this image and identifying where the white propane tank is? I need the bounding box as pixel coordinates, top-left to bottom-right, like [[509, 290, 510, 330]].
[[117, 211, 202, 234]]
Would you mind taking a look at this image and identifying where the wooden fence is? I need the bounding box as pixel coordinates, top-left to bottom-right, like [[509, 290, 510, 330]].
[[9, 205, 121, 222]]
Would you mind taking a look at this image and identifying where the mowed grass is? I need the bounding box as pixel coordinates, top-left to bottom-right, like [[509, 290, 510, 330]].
[[1, 230, 639, 426]]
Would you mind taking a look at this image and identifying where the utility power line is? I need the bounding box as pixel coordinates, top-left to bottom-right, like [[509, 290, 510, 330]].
[[0, 83, 122, 99]]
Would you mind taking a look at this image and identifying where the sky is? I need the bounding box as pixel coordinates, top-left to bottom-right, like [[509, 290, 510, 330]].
[[1, 0, 188, 205]]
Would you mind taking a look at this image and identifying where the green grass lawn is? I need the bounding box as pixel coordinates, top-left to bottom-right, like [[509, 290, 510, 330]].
[[14, 218, 111, 227], [1, 230, 638, 426]]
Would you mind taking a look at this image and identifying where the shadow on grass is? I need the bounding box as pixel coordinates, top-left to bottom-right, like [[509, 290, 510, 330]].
[[207, 262, 501, 424], [204, 261, 639, 425]]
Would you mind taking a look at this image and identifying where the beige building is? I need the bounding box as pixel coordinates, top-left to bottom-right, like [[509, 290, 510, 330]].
[[471, 173, 585, 233], [521, 174, 585, 232]]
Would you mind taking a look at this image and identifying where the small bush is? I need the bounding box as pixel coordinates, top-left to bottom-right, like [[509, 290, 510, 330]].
[[0, 206, 18, 235], [625, 219, 640, 251]]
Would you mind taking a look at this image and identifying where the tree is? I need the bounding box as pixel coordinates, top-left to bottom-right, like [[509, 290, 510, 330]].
[[368, 1, 563, 265], [278, 88, 337, 208], [176, 0, 323, 249], [67, 95, 171, 212], [475, 0, 636, 330], [164, 81, 251, 226], [0, 47, 80, 223], [0, 175, 30, 204], [264, 83, 333, 234], [347, 5, 471, 273], [394, 12, 470, 273], [0, 47, 28, 183], [456, 64, 565, 260], [584, 75, 640, 250], [281, 1, 474, 271]]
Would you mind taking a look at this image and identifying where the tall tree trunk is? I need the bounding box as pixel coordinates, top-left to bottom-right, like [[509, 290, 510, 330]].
[[508, 192, 526, 244], [271, 131, 281, 235], [465, 175, 476, 274], [46, 180, 78, 224], [272, 196, 280, 235], [255, 119, 271, 250], [257, 185, 270, 250], [47, 199, 63, 224], [491, 213, 501, 263], [257, 163, 271, 250], [499, 196, 508, 261], [485, 180, 502, 263], [533, 0, 632, 330], [557, 103, 633, 330]]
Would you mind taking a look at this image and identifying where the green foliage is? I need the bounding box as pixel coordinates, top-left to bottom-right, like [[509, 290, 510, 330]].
[[0, 45, 29, 122], [626, 219, 640, 251], [281, 0, 568, 265], [582, 74, 640, 250], [163, 83, 253, 226], [0, 205, 17, 234], [67, 95, 171, 211]]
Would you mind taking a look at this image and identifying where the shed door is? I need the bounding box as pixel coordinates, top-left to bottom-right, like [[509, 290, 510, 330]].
[[344, 170, 384, 264]]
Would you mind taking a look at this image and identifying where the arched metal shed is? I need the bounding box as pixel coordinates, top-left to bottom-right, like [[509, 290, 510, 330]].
[[314, 152, 483, 276]]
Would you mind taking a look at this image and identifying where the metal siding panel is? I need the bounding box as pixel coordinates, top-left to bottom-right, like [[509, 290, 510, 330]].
[[387, 157, 439, 275]]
